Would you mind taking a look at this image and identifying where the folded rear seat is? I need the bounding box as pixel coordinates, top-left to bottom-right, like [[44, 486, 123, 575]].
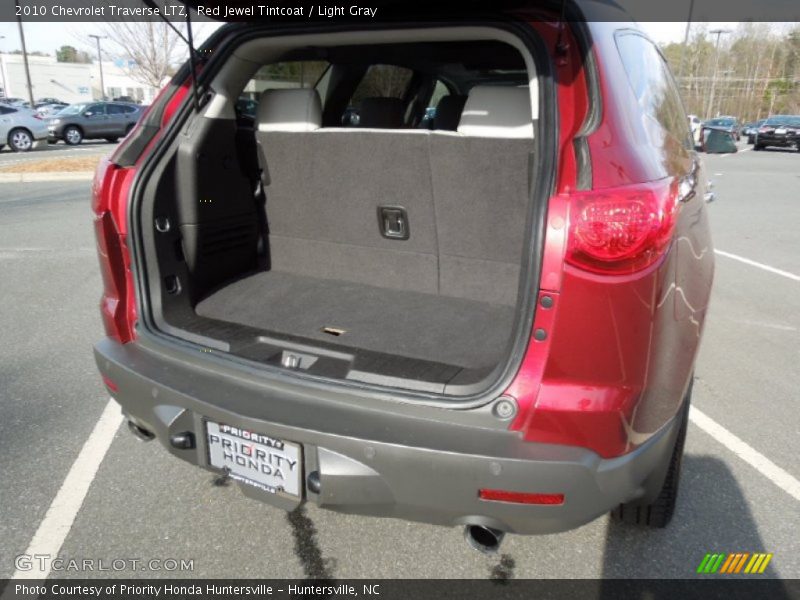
[[429, 86, 535, 306], [256, 89, 439, 294], [255, 85, 534, 306]]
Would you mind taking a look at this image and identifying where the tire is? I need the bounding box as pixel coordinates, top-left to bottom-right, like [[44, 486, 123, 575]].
[[125, 124, 135, 136], [63, 125, 83, 146], [754, 143, 763, 151], [105, 137, 119, 143], [611, 387, 690, 528], [8, 128, 34, 152]]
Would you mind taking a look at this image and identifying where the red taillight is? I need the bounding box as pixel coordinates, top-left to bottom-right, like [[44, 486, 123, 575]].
[[93, 159, 136, 343], [101, 375, 119, 393], [479, 489, 565, 505], [565, 179, 678, 275]]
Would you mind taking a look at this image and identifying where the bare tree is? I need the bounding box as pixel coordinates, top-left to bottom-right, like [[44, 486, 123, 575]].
[[99, 21, 188, 89]]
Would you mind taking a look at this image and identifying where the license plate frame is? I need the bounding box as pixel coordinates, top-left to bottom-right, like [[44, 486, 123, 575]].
[[205, 420, 303, 498]]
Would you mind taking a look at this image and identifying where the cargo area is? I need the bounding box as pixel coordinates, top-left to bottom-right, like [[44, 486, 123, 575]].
[[138, 30, 545, 395]]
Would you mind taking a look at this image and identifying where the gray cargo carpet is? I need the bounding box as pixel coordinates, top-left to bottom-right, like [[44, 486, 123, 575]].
[[195, 271, 516, 369]]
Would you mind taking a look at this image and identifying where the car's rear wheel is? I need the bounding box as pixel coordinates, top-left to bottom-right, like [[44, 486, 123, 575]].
[[64, 126, 83, 146], [124, 123, 135, 136], [610, 385, 691, 528], [105, 137, 119, 143], [754, 143, 764, 151], [8, 128, 34, 152]]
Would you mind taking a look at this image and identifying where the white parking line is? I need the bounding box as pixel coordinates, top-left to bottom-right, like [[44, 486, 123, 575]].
[[714, 249, 800, 282], [11, 399, 123, 579], [690, 406, 800, 502]]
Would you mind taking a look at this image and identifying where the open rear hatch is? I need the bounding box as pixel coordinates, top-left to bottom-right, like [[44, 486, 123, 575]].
[[131, 13, 558, 398]]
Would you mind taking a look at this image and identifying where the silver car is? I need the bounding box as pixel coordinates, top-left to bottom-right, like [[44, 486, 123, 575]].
[[0, 104, 49, 152]]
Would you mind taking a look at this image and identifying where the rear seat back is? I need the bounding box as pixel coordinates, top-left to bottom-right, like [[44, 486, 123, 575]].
[[256, 89, 439, 294], [429, 86, 535, 305], [255, 86, 534, 305]]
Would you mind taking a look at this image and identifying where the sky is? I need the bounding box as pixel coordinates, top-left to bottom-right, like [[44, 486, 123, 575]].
[[0, 21, 781, 57]]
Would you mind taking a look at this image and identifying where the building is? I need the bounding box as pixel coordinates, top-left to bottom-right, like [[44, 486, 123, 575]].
[[0, 53, 165, 104]]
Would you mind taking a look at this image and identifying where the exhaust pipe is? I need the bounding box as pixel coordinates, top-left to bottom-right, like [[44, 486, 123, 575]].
[[127, 420, 155, 442], [464, 524, 505, 554]]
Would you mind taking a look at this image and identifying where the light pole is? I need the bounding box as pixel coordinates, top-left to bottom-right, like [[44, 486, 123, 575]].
[[89, 34, 107, 100], [15, 0, 35, 106], [705, 28, 731, 119], [0, 35, 7, 99]]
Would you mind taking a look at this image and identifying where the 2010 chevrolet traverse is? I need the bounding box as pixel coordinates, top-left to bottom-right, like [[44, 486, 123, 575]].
[[91, 1, 714, 552]]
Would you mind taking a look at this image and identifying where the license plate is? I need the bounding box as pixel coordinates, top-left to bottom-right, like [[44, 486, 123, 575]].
[[775, 128, 787, 134], [206, 421, 302, 496]]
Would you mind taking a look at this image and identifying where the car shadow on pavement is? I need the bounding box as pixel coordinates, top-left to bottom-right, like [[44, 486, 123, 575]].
[[597, 455, 794, 597]]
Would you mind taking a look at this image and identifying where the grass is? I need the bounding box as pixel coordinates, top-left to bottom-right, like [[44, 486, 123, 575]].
[[0, 155, 102, 173]]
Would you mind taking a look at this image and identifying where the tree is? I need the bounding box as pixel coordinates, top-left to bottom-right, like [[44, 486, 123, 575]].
[[99, 22, 188, 89], [56, 45, 92, 63]]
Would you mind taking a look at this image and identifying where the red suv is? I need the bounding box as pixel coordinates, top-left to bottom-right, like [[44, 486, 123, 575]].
[[92, 3, 714, 553]]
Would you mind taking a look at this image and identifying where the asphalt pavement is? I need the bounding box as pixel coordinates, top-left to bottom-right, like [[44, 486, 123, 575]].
[[0, 146, 798, 580]]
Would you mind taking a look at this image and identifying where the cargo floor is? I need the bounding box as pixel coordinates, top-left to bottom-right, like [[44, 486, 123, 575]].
[[195, 271, 516, 370]]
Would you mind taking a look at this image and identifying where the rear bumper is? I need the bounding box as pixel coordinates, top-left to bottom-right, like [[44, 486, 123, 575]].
[[757, 135, 798, 147], [94, 337, 680, 535]]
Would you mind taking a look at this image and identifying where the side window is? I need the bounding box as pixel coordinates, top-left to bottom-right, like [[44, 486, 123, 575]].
[[351, 64, 413, 105], [0, 105, 13, 115], [615, 32, 693, 153], [422, 80, 450, 127], [106, 104, 124, 115], [85, 104, 105, 116], [241, 61, 330, 118]]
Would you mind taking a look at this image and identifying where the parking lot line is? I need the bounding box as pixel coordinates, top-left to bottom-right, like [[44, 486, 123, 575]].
[[11, 399, 123, 579], [714, 249, 800, 282], [690, 406, 800, 503]]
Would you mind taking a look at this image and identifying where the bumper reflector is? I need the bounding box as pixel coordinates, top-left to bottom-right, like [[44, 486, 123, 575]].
[[479, 489, 565, 505]]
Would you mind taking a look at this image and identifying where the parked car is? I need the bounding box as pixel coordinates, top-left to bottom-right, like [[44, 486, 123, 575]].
[[0, 103, 49, 152], [741, 119, 766, 144], [754, 115, 800, 151], [35, 102, 69, 117], [704, 116, 740, 141], [36, 96, 64, 105], [91, 7, 713, 552], [0, 96, 26, 105], [47, 101, 142, 145]]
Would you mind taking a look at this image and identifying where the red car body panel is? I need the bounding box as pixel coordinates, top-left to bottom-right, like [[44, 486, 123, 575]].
[[506, 21, 714, 458]]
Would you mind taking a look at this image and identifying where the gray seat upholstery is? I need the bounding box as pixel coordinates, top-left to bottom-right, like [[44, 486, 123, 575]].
[[254, 85, 534, 306]]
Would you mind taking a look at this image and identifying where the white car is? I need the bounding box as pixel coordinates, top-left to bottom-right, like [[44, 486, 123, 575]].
[[688, 114, 702, 146], [0, 104, 49, 152]]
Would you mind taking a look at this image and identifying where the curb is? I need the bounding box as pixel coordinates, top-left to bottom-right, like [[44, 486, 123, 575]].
[[0, 171, 94, 183]]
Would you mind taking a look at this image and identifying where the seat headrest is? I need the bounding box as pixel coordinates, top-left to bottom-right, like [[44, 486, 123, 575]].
[[358, 97, 405, 129], [433, 95, 467, 131], [257, 88, 322, 132], [457, 86, 533, 139]]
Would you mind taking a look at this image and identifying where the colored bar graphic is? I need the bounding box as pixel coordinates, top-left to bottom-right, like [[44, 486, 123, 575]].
[[758, 554, 773, 573], [734, 553, 750, 573], [698, 552, 773, 574], [719, 554, 736, 574], [697, 554, 713, 573]]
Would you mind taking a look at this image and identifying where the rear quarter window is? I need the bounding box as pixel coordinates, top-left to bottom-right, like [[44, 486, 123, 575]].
[[615, 32, 693, 155]]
